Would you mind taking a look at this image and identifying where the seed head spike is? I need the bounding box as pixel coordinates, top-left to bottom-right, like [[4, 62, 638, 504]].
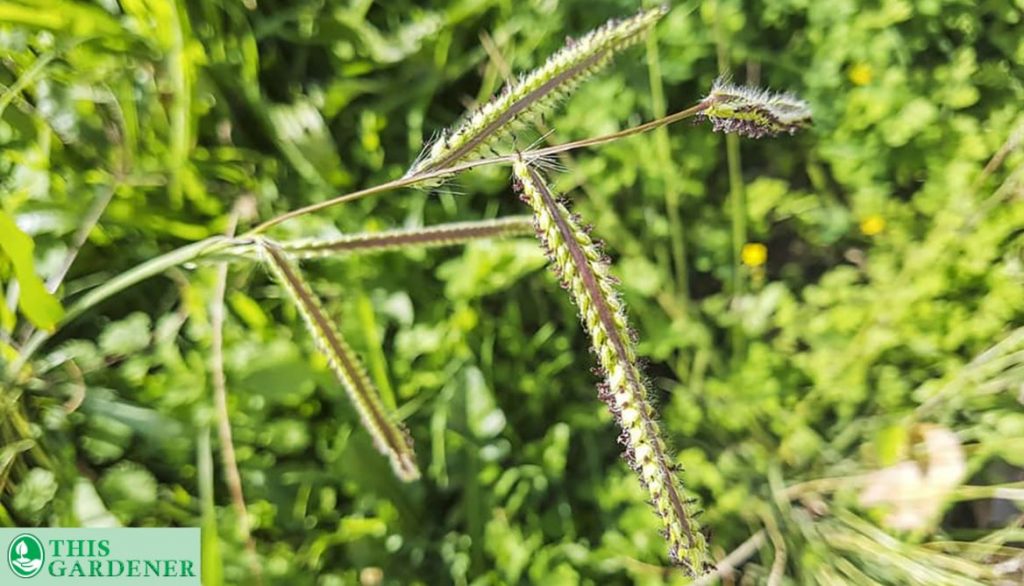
[[406, 7, 667, 181], [697, 77, 812, 138], [512, 158, 709, 572]]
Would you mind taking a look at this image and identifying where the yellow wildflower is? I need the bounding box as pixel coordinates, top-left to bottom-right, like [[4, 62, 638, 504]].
[[849, 63, 873, 86], [860, 215, 886, 236], [741, 243, 768, 267]]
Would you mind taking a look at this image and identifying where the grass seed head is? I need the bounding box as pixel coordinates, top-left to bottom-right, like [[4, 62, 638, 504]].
[[512, 158, 709, 573], [406, 6, 667, 181], [257, 238, 420, 481], [698, 77, 812, 138]]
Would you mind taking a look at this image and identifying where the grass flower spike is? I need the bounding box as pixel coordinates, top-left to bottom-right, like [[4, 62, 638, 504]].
[[406, 6, 667, 179], [278, 217, 534, 259], [512, 159, 709, 573], [257, 238, 420, 481], [698, 77, 812, 138]]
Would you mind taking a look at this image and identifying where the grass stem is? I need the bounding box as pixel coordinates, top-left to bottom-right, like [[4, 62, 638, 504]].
[[645, 25, 690, 300], [247, 103, 707, 235], [713, 1, 747, 359], [210, 210, 263, 584]]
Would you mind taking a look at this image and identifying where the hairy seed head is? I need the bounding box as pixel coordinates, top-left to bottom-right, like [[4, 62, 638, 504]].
[[698, 77, 812, 138], [512, 159, 709, 573], [406, 6, 667, 181], [257, 238, 419, 481], [277, 217, 534, 259]]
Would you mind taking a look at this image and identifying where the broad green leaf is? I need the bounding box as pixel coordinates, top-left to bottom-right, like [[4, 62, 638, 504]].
[[0, 210, 64, 330]]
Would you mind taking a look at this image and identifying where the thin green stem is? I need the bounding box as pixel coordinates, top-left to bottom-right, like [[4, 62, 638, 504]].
[[645, 25, 689, 300], [197, 425, 225, 586], [209, 210, 263, 585], [246, 103, 707, 236], [168, 0, 193, 208], [727, 134, 745, 296], [0, 47, 64, 118], [714, 1, 747, 359], [356, 292, 397, 411]]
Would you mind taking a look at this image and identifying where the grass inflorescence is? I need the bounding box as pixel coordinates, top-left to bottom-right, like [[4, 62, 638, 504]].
[[697, 77, 812, 138], [257, 238, 420, 481], [405, 6, 667, 180], [512, 158, 710, 573], [277, 217, 535, 259]]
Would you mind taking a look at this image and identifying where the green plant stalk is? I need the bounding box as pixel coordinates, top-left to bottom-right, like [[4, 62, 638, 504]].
[[726, 131, 746, 358], [0, 49, 59, 119], [714, 3, 747, 359], [209, 209, 263, 585], [247, 103, 708, 235], [356, 292, 397, 411], [197, 426, 224, 586], [513, 159, 708, 572], [257, 239, 419, 481], [168, 0, 194, 209], [645, 29, 690, 299]]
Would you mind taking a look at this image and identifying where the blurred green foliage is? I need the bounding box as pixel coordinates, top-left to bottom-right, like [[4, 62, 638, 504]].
[[1, 0, 1023, 584]]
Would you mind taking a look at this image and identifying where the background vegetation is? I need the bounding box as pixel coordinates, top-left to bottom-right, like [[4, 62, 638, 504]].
[[2, 0, 1023, 583]]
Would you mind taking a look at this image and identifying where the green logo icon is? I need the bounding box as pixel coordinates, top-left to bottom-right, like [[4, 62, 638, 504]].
[[7, 533, 44, 578]]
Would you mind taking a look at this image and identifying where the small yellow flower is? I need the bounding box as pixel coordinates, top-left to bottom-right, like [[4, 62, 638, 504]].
[[741, 243, 768, 267], [860, 215, 886, 236], [849, 63, 873, 86]]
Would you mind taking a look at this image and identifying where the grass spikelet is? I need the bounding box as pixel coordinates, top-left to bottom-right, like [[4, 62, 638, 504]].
[[406, 6, 667, 180], [277, 216, 535, 259], [257, 238, 420, 481], [511, 158, 709, 573], [697, 77, 812, 138]]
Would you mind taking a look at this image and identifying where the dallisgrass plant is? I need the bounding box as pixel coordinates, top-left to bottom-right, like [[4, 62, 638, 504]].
[[3, 7, 811, 573]]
